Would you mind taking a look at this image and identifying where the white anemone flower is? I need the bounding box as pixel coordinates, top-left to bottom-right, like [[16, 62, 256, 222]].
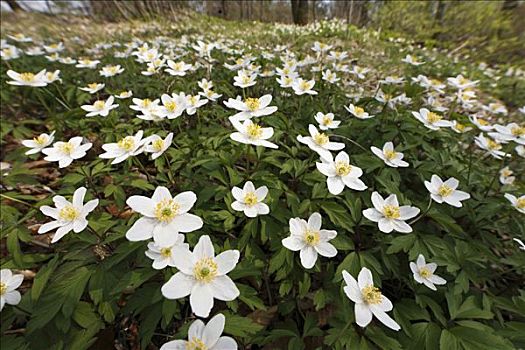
[[342, 267, 401, 331], [125, 186, 203, 243], [474, 134, 509, 159], [402, 54, 424, 66], [292, 78, 317, 95], [160, 313, 237, 350], [38, 187, 99, 243], [410, 254, 446, 291], [297, 124, 344, 160], [0, 269, 24, 311], [233, 70, 257, 88], [99, 64, 124, 77], [447, 74, 478, 90], [230, 120, 278, 149], [42, 136, 92, 168], [469, 115, 493, 131], [370, 142, 409, 168], [75, 59, 100, 69], [282, 212, 337, 269], [144, 133, 173, 160], [362, 192, 420, 233], [316, 151, 367, 195], [450, 120, 473, 134], [424, 175, 470, 207], [99, 130, 148, 164], [499, 167, 515, 185], [412, 108, 453, 130], [6, 69, 48, 87], [489, 123, 525, 145], [165, 60, 193, 76], [145, 233, 188, 270], [504, 193, 525, 214], [161, 235, 240, 318], [224, 94, 277, 121], [79, 83, 105, 94], [160, 94, 186, 119], [314, 112, 340, 130], [231, 181, 269, 218], [345, 104, 374, 119], [81, 96, 119, 117], [22, 131, 55, 155], [115, 90, 133, 99]]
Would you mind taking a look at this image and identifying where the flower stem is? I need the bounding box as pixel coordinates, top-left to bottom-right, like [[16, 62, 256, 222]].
[[332, 134, 368, 152], [409, 196, 433, 225]]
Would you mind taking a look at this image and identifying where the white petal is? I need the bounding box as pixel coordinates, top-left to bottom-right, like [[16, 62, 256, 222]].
[[355, 303, 373, 327], [215, 250, 240, 275], [210, 275, 240, 301], [190, 283, 214, 318], [299, 246, 318, 269], [161, 272, 194, 299]]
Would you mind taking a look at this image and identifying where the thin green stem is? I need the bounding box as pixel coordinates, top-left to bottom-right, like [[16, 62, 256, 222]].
[[0, 194, 35, 208], [409, 196, 433, 225], [332, 134, 368, 153]]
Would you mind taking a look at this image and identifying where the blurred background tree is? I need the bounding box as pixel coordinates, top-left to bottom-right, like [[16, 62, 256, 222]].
[[2, 0, 524, 64]]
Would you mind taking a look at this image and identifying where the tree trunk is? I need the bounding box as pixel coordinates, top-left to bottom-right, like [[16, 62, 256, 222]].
[[6, 0, 24, 11], [291, 0, 309, 25]]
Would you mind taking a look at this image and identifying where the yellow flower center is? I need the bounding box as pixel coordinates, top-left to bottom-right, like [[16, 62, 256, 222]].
[[511, 126, 524, 137], [419, 267, 432, 278], [20, 72, 35, 82], [517, 198, 525, 209], [236, 58, 244, 65], [322, 115, 332, 125], [142, 99, 151, 107], [152, 139, 164, 152], [88, 83, 99, 89], [243, 192, 258, 207], [174, 62, 183, 70], [361, 285, 382, 305], [242, 76, 251, 84], [335, 161, 351, 176], [14, 33, 24, 39], [299, 80, 310, 91], [384, 150, 396, 160], [246, 123, 263, 139], [455, 122, 466, 131], [186, 337, 207, 350], [120, 92, 129, 97], [438, 184, 454, 197], [501, 169, 512, 177], [354, 107, 364, 116], [304, 230, 320, 246], [34, 135, 48, 146], [59, 205, 80, 221], [245, 98, 260, 111], [165, 101, 177, 112], [59, 142, 74, 155], [117, 136, 136, 152], [487, 139, 501, 150], [427, 112, 442, 124], [49, 44, 58, 49], [94, 100, 105, 110], [477, 119, 489, 126], [383, 205, 400, 219], [160, 247, 172, 258], [0, 282, 7, 296], [189, 96, 198, 105], [314, 133, 329, 146], [193, 258, 218, 283], [284, 77, 293, 84], [154, 199, 180, 222]]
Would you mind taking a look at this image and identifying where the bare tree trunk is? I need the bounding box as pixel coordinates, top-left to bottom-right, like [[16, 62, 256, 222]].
[[312, 0, 316, 22], [291, 0, 309, 25], [6, 0, 24, 11]]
